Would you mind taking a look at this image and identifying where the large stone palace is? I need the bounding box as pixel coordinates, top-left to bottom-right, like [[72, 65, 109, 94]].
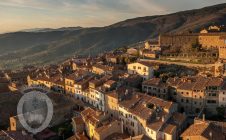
[[158, 25, 226, 59]]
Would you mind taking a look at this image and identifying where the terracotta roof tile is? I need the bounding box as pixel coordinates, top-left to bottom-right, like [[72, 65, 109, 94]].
[[181, 121, 225, 139]]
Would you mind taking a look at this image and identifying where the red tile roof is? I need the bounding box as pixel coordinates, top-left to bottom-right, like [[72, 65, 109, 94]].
[[181, 121, 225, 139]]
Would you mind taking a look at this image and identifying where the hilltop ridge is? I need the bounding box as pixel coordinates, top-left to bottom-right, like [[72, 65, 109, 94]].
[[0, 3, 226, 69]]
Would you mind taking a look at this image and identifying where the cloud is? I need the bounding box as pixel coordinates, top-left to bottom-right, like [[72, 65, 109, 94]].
[[0, 0, 225, 33], [0, 0, 48, 10]]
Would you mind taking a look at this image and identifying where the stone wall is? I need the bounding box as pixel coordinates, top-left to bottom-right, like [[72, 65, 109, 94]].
[[199, 34, 226, 49], [160, 33, 226, 50], [140, 59, 224, 77], [219, 46, 226, 59], [159, 34, 198, 48]]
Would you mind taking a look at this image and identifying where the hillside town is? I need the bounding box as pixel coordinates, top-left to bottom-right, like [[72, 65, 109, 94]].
[[1, 25, 226, 140]]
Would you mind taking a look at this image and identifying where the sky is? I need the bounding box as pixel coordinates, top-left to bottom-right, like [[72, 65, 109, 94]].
[[0, 0, 225, 33]]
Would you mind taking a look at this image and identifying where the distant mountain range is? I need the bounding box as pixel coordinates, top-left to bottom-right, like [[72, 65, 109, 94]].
[[20, 27, 83, 32], [0, 3, 226, 69]]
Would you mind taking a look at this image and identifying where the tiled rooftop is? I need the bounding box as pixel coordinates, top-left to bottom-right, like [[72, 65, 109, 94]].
[[181, 121, 225, 139]]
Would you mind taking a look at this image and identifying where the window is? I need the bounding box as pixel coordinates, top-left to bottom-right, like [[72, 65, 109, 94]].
[[207, 100, 216, 104], [133, 66, 136, 69], [133, 116, 137, 120], [209, 93, 216, 96], [143, 67, 147, 72], [138, 67, 141, 70], [186, 99, 189, 103]]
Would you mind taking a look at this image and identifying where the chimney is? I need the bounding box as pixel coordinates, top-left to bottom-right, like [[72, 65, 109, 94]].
[[209, 131, 212, 139], [162, 116, 165, 122], [202, 114, 205, 121], [136, 94, 139, 99], [125, 89, 128, 95], [121, 120, 124, 134]]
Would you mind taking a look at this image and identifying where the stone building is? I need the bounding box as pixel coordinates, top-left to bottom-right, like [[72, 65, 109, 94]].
[[167, 76, 225, 115], [159, 32, 226, 60], [93, 120, 123, 140], [219, 82, 226, 107], [127, 61, 157, 80], [27, 75, 65, 94], [142, 78, 169, 100], [219, 45, 226, 59], [117, 92, 184, 140], [181, 118, 226, 140], [160, 33, 226, 50], [92, 64, 114, 75], [105, 87, 135, 119], [87, 75, 113, 111], [144, 41, 160, 50], [80, 107, 123, 140], [64, 70, 90, 95]]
